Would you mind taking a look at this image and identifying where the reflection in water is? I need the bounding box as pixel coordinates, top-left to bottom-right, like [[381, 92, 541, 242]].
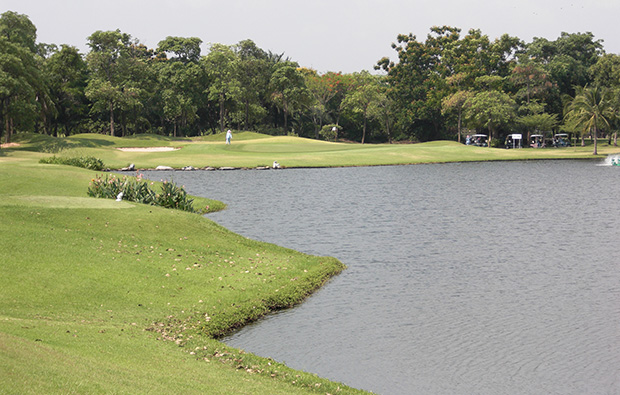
[[144, 160, 620, 395]]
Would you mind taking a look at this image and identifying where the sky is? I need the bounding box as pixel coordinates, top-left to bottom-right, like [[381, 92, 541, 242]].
[[3, 0, 619, 73]]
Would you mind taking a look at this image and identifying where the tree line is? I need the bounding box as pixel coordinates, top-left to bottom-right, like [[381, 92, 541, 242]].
[[1, 11, 619, 148]]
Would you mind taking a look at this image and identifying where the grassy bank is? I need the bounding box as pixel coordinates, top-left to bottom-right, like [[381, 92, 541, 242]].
[[9, 132, 620, 170], [0, 150, 365, 394]]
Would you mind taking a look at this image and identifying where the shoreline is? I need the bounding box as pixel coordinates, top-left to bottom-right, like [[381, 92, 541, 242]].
[[114, 156, 605, 172]]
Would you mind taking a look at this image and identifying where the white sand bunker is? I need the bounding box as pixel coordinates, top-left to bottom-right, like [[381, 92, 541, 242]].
[[117, 147, 180, 152]]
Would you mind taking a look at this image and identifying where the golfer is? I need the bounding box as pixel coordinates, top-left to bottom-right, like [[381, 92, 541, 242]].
[[226, 130, 232, 144]]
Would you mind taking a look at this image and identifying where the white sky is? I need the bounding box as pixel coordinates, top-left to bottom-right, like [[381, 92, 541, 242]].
[[4, 0, 619, 73]]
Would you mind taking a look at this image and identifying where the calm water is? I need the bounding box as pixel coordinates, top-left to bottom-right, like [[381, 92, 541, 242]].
[[143, 160, 620, 394]]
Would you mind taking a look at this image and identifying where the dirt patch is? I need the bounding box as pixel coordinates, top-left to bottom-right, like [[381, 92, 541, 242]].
[[117, 147, 180, 152]]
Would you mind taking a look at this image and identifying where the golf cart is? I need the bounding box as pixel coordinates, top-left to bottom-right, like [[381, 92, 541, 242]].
[[530, 134, 545, 148], [553, 133, 571, 147], [466, 134, 488, 147], [505, 133, 522, 149]]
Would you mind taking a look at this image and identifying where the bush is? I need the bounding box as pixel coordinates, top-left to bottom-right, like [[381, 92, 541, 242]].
[[87, 173, 201, 213], [319, 124, 341, 141], [40, 155, 105, 170]]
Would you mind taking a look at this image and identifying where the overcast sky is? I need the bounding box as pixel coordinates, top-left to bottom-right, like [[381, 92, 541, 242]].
[[4, 0, 619, 73]]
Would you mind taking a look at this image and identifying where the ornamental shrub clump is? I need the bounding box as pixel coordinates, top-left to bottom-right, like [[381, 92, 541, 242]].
[[88, 173, 199, 213], [40, 155, 105, 170]]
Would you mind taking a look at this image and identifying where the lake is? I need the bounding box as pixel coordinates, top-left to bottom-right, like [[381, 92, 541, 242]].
[[143, 160, 620, 394]]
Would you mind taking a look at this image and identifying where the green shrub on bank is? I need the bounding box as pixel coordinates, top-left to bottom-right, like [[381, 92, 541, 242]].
[[87, 173, 204, 213], [40, 155, 105, 170]]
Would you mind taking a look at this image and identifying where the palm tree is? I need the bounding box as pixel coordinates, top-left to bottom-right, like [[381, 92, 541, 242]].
[[563, 85, 616, 155]]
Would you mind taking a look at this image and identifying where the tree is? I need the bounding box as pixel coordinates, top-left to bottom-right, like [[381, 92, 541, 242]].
[[590, 53, 620, 89], [202, 43, 240, 133], [517, 112, 558, 141], [563, 85, 616, 155], [373, 78, 397, 143], [528, 32, 603, 98], [157, 36, 202, 63], [342, 71, 382, 144], [154, 38, 205, 136], [85, 30, 138, 136], [0, 11, 42, 143], [442, 90, 473, 143], [269, 61, 308, 134], [157, 61, 200, 136], [441, 73, 474, 143], [510, 61, 554, 105], [234, 39, 269, 131], [44, 45, 88, 136], [301, 69, 345, 138], [464, 90, 516, 145]]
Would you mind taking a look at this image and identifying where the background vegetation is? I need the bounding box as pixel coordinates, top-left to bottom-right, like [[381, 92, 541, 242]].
[[2, 11, 620, 149]]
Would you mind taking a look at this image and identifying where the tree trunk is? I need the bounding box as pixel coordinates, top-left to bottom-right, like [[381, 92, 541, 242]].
[[593, 128, 598, 155], [457, 109, 462, 143], [219, 95, 225, 133], [385, 115, 392, 144], [4, 113, 10, 144], [4, 99, 12, 144], [362, 113, 367, 144], [109, 101, 115, 137], [8, 117, 13, 144], [283, 100, 288, 134], [245, 100, 250, 131]]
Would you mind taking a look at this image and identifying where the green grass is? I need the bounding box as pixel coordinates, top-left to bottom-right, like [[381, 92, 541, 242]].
[[0, 153, 365, 394], [11, 132, 620, 170]]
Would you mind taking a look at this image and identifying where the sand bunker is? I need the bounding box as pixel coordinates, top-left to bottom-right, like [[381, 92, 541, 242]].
[[117, 147, 180, 152]]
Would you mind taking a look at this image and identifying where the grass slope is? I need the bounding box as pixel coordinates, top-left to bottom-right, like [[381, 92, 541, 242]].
[[11, 132, 620, 170], [0, 154, 365, 394]]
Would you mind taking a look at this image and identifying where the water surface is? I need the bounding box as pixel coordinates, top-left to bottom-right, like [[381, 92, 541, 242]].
[[144, 160, 620, 394]]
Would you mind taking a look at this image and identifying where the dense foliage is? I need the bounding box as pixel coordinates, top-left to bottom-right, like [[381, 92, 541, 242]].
[[88, 173, 202, 213], [39, 154, 105, 170], [1, 11, 619, 146]]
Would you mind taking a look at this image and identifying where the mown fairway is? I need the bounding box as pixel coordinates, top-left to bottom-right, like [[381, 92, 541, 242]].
[[10, 132, 620, 170]]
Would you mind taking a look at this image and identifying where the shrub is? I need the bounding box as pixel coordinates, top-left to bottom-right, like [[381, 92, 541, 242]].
[[319, 124, 341, 141], [490, 138, 503, 148], [40, 155, 105, 170], [88, 173, 200, 213]]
